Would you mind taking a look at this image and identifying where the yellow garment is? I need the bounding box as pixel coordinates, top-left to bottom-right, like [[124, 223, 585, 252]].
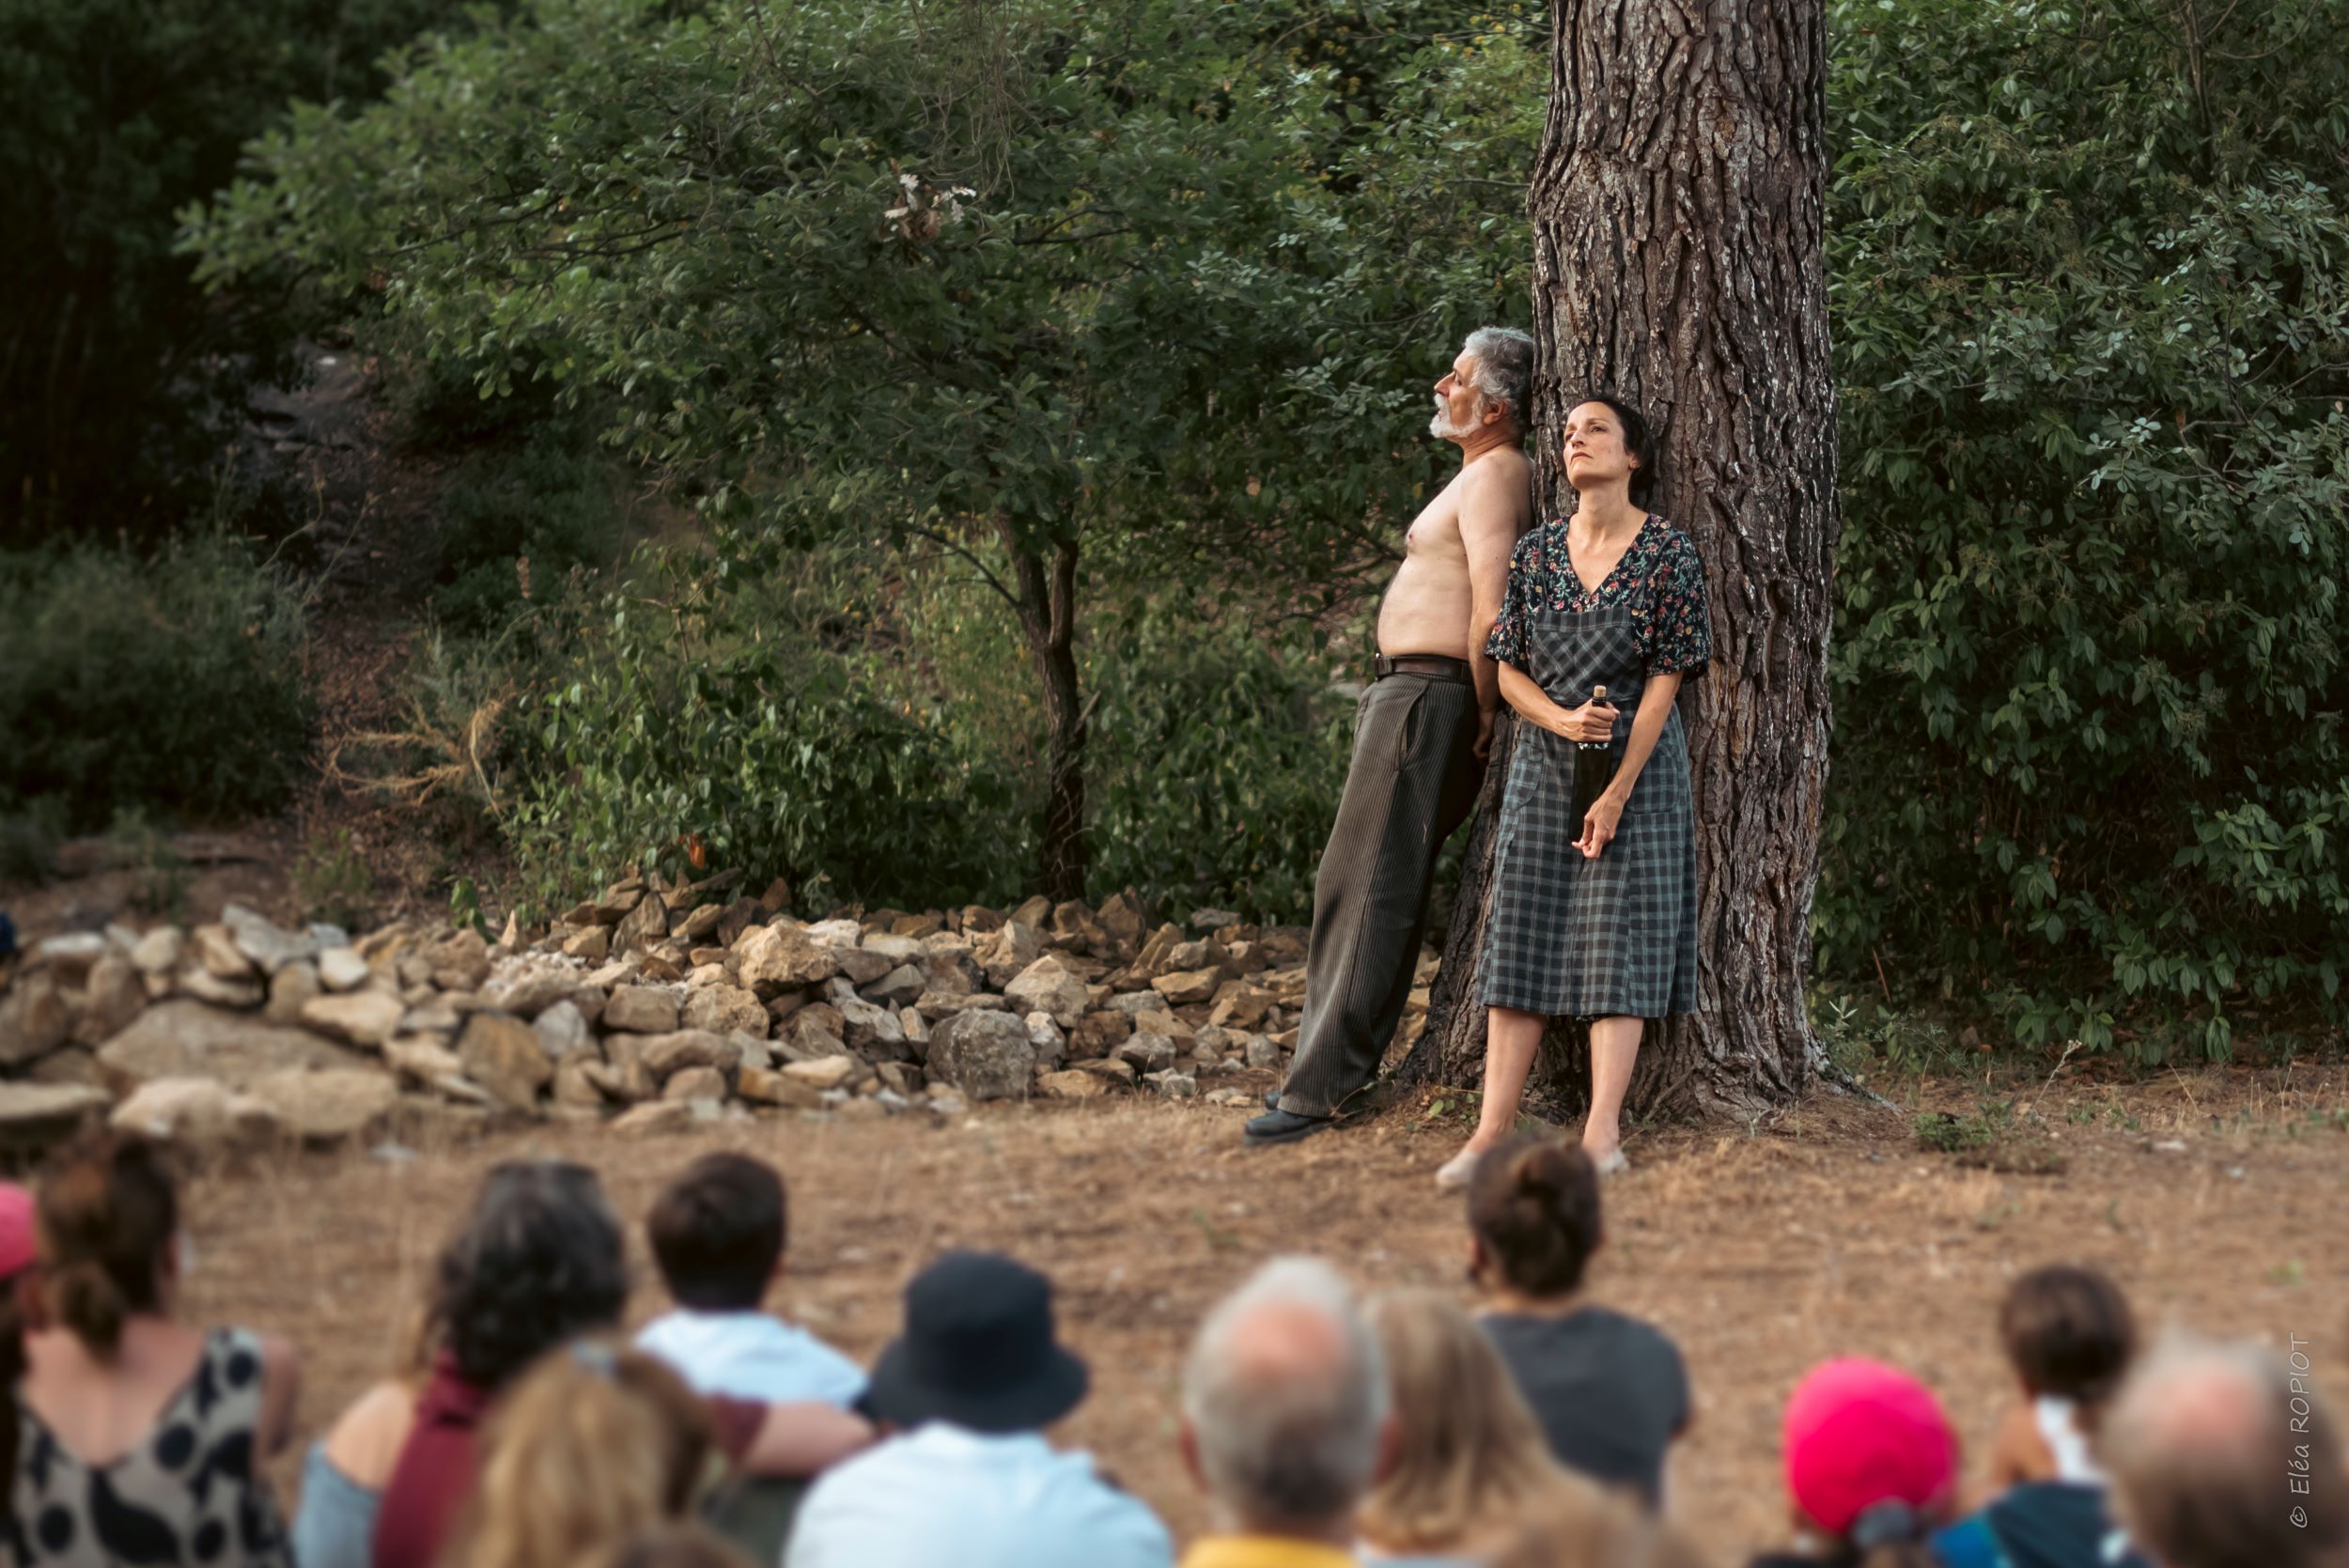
[[1180, 1537, 1358, 1568]]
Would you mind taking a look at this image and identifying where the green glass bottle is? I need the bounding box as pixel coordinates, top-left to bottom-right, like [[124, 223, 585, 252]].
[[1571, 683, 1618, 827]]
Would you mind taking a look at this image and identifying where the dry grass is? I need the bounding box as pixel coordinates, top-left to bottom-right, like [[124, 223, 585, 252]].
[[179, 1063, 2349, 1563]]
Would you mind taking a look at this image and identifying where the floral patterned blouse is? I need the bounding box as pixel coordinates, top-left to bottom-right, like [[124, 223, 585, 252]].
[[1485, 515, 1713, 675]]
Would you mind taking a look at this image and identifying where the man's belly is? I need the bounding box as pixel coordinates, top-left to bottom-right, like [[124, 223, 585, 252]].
[[1377, 562, 1472, 658]]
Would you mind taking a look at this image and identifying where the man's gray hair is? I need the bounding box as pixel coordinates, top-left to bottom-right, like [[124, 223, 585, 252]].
[[2102, 1330, 2347, 1568], [1462, 325, 1536, 430], [1182, 1257, 1389, 1534]]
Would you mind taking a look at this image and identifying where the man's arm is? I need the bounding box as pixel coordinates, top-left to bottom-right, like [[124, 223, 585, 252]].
[[1458, 460, 1532, 759]]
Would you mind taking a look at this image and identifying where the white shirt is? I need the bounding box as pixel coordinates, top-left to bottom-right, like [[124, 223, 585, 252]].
[[785, 1424, 1174, 1568], [633, 1309, 867, 1407]]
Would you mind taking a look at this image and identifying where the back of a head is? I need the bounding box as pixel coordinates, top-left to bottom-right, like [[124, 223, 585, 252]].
[[449, 1339, 718, 1568], [434, 1159, 629, 1388], [1491, 1483, 1711, 1568], [1469, 1135, 1602, 1299], [647, 1152, 786, 1312], [1183, 1257, 1388, 1538], [1998, 1264, 2138, 1412], [594, 1523, 755, 1568], [36, 1129, 178, 1358], [2102, 1332, 2349, 1568], [1361, 1289, 1591, 1555]]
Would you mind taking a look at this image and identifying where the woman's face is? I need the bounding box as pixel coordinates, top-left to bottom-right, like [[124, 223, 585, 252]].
[[1563, 401, 1638, 491]]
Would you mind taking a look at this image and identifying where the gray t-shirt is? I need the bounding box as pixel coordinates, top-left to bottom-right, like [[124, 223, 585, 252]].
[[1483, 1305, 1689, 1509]]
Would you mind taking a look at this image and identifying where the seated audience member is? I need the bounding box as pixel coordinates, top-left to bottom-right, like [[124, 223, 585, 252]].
[[2, 1183, 39, 1555], [786, 1250, 1170, 1568], [636, 1152, 864, 1407], [1489, 1489, 1713, 1568], [289, 1303, 434, 1568], [598, 1522, 759, 1568], [1178, 1256, 1395, 1568], [2099, 1332, 2349, 1568], [366, 1158, 868, 1568], [441, 1338, 722, 1568], [1467, 1135, 1691, 1511], [1930, 1265, 2149, 1568], [11, 1131, 301, 1567], [1748, 1358, 1960, 1568], [1358, 1289, 1625, 1565]]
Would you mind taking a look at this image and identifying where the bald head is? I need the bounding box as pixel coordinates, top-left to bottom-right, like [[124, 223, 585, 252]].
[[1182, 1257, 1388, 1537], [2102, 1333, 2348, 1568]]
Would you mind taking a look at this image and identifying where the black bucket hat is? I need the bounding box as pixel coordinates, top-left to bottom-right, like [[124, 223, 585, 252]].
[[863, 1250, 1090, 1433]]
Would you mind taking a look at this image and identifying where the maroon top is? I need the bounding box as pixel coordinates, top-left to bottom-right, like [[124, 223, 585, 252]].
[[372, 1351, 765, 1568]]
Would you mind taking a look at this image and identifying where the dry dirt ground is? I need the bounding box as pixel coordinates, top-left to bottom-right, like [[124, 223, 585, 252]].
[[175, 1063, 2349, 1563]]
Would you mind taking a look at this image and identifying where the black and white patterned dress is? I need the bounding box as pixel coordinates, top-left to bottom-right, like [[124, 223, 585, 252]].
[[9, 1327, 292, 1567], [1480, 516, 1711, 1018]]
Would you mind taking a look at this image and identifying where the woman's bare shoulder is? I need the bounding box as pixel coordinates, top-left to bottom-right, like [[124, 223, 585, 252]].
[[321, 1377, 423, 1489]]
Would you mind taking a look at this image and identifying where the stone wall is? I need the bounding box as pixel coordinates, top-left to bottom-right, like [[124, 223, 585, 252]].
[[0, 875, 1440, 1155]]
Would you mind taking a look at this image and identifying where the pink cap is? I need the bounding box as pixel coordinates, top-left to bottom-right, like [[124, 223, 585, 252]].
[[0, 1182, 36, 1280], [1782, 1357, 1959, 1536]]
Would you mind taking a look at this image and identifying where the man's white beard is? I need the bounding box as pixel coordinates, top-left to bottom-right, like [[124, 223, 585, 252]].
[[1430, 393, 1486, 442]]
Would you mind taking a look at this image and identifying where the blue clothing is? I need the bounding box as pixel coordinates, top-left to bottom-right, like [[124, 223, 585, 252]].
[[1929, 1482, 2150, 1568], [289, 1443, 381, 1568], [785, 1424, 1172, 1568], [635, 1308, 866, 1408]]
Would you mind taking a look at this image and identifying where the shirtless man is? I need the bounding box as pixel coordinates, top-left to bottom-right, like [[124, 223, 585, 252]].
[[1246, 327, 1535, 1145]]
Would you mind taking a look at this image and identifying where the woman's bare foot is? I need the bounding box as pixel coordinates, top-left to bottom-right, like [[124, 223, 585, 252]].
[[1435, 1134, 1505, 1191], [1580, 1126, 1626, 1176]]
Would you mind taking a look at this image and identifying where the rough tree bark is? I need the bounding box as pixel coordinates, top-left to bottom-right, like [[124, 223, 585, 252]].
[[1395, 0, 1838, 1118]]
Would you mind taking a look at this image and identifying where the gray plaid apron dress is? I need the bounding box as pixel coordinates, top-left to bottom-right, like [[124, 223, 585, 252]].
[[1480, 601, 1700, 1017]]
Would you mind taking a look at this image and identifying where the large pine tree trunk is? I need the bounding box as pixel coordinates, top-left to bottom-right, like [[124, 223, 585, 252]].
[[1396, 0, 1838, 1118]]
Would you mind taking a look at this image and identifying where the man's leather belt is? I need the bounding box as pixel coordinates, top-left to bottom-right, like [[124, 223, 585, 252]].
[[1373, 654, 1472, 682]]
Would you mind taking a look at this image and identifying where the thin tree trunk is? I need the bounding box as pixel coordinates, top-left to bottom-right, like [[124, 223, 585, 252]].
[[1397, 0, 1838, 1119], [1009, 530, 1088, 902]]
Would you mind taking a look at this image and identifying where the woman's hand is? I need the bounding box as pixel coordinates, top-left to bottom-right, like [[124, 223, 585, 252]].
[[1575, 788, 1625, 859], [1553, 698, 1619, 743]]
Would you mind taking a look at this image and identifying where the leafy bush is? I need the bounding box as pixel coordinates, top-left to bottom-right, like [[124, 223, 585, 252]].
[[0, 537, 311, 830], [1086, 607, 1355, 924], [1820, 0, 2349, 1061], [427, 426, 633, 639], [506, 551, 1033, 910], [0, 0, 490, 544]]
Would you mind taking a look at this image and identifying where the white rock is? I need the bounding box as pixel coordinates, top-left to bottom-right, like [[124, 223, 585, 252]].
[[317, 947, 372, 992]]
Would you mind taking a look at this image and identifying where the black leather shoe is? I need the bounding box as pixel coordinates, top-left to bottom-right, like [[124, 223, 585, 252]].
[[1244, 1108, 1335, 1145], [1263, 1089, 1280, 1110]]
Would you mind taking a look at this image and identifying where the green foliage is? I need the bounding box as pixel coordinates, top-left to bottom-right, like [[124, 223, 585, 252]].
[[1822, 0, 2349, 1061], [1085, 606, 1355, 922], [0, 0, 490, 543], [0, 537, 312, 830], [1916, 1097, 2067, 1174], [293, 828, 379, 931], [506, 550, 1034, 909], [105, 808, 192, 919], [186, 0, 1545, 885], [427, 425, 633, 639]]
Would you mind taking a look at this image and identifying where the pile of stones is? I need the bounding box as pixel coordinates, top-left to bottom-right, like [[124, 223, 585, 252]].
[[0, 873, 1441, 1154]]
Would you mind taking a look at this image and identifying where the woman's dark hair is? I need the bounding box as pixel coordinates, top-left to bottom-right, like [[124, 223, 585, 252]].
[[37, 1129, 178, 1357], [1999, 1265, 2138, 1411], [1466, 1135, 1602, 1297], [432, 1159, 629, 1389], [1563, 392, 1657, 505]]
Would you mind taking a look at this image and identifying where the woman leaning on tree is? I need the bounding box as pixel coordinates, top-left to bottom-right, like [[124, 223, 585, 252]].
[[1436, 395, 1711, 1189]]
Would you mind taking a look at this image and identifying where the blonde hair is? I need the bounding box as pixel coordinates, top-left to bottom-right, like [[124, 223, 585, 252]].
[[1357, 1291, 1611, 1556], [442, 1338, 722, 1568], [1490, 1487, 1714, 1568]]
